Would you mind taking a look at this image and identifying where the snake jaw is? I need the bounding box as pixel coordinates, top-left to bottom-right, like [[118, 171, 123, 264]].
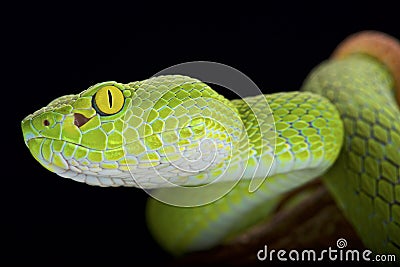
[[21, 112, 132, 186]]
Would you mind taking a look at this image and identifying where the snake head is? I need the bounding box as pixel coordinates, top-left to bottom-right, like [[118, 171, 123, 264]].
[[21, 81, 135, 186], [22, 75, 244, 188]]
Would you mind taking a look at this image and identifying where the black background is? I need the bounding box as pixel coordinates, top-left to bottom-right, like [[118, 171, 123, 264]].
[[4, 3, 400, 266]]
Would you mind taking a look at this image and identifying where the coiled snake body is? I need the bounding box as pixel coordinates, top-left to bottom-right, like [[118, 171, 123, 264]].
[[21, 32, 400, 256]]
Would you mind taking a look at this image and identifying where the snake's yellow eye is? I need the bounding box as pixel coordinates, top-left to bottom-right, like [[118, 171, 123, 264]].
[[93, 86, 124, 115]]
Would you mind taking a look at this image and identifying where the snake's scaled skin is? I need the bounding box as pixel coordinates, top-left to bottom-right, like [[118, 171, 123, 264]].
[[21, 31, 400, 256]]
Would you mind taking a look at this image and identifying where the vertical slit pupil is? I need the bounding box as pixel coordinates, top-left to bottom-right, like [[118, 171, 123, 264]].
[[107, 90, 113, 108]]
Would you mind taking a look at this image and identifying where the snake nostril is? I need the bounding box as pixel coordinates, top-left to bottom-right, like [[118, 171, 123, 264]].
[[43, 119, 50, 126], [74, 113, 90, 128]]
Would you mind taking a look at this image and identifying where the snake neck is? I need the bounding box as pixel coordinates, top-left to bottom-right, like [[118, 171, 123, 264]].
[[232, 91, 343, 188]]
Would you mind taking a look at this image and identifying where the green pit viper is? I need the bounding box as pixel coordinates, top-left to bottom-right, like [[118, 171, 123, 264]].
[[21, 31, 400, 256]]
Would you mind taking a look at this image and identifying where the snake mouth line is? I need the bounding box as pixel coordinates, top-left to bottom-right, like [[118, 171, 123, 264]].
[[26, 136, 123, 152], [26, 137, 143, 187]]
